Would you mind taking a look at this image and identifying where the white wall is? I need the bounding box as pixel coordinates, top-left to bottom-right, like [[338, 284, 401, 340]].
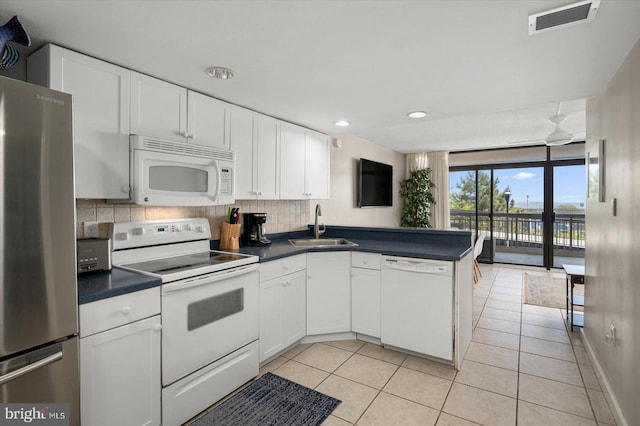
[[312, 134, 405, 227], [585, 37, 640, 426]]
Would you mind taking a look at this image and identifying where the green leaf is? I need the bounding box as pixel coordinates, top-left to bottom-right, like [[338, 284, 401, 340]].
[[400, 168, 436, 228]]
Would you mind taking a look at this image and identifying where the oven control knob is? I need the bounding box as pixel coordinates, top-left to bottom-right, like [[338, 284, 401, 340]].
[[116, 232, 129, 241], [183, 224, 193, 231], [196, 226, 204, 233], [132, 227, 145, 236]]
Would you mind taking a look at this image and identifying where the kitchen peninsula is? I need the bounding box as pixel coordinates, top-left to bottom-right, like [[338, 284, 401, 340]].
[[234, 225, 473, 370]]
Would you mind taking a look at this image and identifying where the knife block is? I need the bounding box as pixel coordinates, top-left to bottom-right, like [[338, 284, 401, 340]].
[[219, 222, 241, 250]]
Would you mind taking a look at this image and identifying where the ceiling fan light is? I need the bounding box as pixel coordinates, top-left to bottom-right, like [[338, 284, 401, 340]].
[[544, 127, 574, 145]]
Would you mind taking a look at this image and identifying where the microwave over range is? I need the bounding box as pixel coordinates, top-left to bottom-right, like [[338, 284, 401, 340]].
[[130, 135, 234, 206]]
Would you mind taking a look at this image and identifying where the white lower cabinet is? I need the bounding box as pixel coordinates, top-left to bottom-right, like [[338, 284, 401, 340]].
[[79, 288, 161, 426], [259, 255, 307, 362], [259, 270, 306, 362], [80, 315, 161, 426], [306, 252, 351, 335], [351, 253, 381, 338], [351, 269, 380, 337]]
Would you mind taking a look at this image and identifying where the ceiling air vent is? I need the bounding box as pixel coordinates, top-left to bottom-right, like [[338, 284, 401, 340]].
[[528, 0, 601, 35]]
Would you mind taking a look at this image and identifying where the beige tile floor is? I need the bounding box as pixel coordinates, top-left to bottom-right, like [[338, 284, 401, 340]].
[[258, 264, 617, 425]]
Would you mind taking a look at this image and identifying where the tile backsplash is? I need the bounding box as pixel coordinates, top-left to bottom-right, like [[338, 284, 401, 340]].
[[76, 199, 310, 240]]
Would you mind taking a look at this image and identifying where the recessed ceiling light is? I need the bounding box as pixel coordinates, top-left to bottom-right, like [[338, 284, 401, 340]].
[[205, 67, 235, 79], [334, 120, 351, 127], [407, 111, 427, 119]]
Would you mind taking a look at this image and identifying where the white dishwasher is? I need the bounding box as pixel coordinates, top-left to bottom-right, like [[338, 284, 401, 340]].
[[381, 255, 454, 361]]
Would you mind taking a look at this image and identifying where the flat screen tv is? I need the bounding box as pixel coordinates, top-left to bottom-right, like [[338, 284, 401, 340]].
[[358, 158, 393, 207]]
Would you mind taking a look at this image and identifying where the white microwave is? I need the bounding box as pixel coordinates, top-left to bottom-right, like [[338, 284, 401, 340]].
[[130, 135, 234, 206]]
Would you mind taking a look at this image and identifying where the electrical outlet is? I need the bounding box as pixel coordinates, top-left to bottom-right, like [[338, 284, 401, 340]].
[[84, 221, 99, 238]]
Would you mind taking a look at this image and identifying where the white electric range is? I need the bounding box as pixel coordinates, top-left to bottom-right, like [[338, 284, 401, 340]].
[[110, 218, 260, 426]]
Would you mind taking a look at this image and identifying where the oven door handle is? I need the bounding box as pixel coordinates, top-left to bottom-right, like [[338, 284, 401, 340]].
[[162, 263, 258, 293]]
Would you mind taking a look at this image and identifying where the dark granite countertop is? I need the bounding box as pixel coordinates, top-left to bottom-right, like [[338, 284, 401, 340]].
[[79, 226, 470, 303], [77, 267, 161, 305], [230, 225, 473, 262]]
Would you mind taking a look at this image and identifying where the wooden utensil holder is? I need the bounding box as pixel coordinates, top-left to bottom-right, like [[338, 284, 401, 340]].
[[219, 222, 241, 250]]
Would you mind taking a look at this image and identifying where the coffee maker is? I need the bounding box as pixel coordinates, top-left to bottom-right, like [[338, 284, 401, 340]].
[[242, 213, 271, 246]]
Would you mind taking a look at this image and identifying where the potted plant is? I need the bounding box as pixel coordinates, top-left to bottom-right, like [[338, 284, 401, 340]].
[[400, 168, 436, 228]]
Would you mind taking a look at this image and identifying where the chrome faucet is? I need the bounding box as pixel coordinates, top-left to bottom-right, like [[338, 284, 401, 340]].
[[314, 204, 326, 239]]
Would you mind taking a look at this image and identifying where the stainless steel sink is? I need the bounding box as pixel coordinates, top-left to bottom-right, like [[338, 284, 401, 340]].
[[289, 238, 358, 248]]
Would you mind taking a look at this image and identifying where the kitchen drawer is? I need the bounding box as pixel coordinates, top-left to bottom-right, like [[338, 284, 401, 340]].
[[79, 287, 160, 337], [260, 254, 306, 282], [351, 252, 381, 270]]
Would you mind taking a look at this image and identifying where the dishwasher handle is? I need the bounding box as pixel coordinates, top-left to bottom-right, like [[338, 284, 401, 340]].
[[382, 258, 450, 274]]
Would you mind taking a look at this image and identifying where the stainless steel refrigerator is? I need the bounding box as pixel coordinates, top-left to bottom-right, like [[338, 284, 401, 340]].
[[0, 76, 79, 423]]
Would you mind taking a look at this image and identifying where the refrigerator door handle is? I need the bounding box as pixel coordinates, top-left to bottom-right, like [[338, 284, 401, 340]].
[[0, 351, 63, 385]]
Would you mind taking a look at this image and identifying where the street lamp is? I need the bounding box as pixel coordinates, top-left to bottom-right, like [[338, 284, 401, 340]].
[[504, 189, 512, 248]]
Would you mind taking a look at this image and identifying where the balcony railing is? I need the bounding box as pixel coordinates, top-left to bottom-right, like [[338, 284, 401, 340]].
[[450, 210, 585, 252]]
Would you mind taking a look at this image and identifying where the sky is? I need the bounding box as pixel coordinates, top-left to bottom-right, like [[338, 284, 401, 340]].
[[450, 165, 586, 208]]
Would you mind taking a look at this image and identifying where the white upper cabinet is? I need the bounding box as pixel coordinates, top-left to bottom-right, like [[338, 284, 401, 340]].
[[27, 44, 131, 199], [187, 90, 230, 149], [305, 129, 330, 199], [230, 106, 256, 199], [231, 106, 279, 200], [131, 72, 229, 149], [255, 114, 280, 199], [130, 72, 187, 142], [279, 122, 307, 199], [280, 122, 330, 200]]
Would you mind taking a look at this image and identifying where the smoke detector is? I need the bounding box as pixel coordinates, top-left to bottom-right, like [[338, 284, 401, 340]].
[[529, 0, 601, 35]]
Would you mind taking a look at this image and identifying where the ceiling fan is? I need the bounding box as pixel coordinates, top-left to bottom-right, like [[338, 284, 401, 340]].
[[508, 102, 578, 146]]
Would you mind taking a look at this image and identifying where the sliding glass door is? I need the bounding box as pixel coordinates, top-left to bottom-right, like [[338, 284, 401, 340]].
[[493, 167, 545, 266], [449, 153, 585, 269], [552, 164, 586, 268]]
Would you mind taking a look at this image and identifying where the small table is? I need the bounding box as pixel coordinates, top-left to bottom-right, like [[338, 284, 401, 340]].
[[563, 264, 585, 331]]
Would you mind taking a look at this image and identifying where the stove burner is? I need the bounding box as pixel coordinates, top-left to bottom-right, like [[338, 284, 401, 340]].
[[123, 251, 251, 276]]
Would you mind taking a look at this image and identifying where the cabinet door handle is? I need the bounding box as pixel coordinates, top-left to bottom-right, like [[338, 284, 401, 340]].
[[122, 185, 131, 193], [307, 274, 312, 279], [153, 324, 163, 332], [121, 306, 131, 315]]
